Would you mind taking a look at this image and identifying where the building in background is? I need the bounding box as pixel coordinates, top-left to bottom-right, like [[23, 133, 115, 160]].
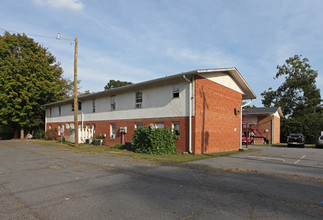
[[243, 107, 283, 145]]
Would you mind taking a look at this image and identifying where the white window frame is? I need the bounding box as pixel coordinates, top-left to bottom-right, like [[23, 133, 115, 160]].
[[135, 122, 143, 129], [155, 122, 164, 129], [110, 95, 116, 110], [173, 84, 180, 98], [110, 124, 116, 139], [172, 122, 180, 137], [135, 91, 142, 108]]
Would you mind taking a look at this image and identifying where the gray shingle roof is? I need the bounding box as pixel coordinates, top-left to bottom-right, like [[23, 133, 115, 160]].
[[244, 107, 283, 117]]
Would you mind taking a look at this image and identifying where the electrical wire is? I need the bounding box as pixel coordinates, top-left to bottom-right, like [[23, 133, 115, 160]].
[[0, 27, 56, 39]]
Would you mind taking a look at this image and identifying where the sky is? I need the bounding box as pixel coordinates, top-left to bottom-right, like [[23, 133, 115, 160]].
[[1, 0, 323, 107]]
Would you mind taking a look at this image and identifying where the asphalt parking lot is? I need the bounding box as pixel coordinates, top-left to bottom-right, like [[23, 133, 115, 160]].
[[191, 145, 323, 179], [0, 140, 323, 219]]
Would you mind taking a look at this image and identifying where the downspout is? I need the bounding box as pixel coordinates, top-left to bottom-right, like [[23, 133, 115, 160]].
[[183, 75, 192, 154], [240, 100, 253, 150], [270, 114, 274, 144]]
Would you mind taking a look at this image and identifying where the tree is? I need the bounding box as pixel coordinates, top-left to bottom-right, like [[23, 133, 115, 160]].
[[261, 55, 321, 117], [104, 79, 132, 90], [261, 55, 322, 143], [0, 32, 68, 138]]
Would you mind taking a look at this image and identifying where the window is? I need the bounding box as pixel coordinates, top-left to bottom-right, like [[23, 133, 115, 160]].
[[172, 122, 180, 136], [135, 123, 143, 129], [92, 99, 96, 112], [155, 122, 164, 129], [86, 124, 91, 129], [110, 95, 116, 110], [173, 84, 180, 98], [136, 91, 142, 108], [49, 125, 52, 130], [110, 124, 116, 139], [78, 101, 82, 111], [92, 124, 96, 134], [58, 125, 61, 135], [72, 103, 74, 112], [49, 107, 52, 117], [58, 106, 61, 116]]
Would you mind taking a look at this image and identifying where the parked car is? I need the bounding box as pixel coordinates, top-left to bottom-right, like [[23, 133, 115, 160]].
[[287, 133, 305, 147], [315, 136, 323, 148], [242, 134, 251, 145]]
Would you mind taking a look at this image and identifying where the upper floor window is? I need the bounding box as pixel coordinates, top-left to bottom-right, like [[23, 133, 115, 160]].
[[58, 106, 61, 116], [72, 103, 74, 112], [92, 99, 96, 112], [49, 107, 52, 117], [78, 101, 82, 111], [173, 84, 180, 98], [136, 91, 142, 108], [110, 95, 116, 110]]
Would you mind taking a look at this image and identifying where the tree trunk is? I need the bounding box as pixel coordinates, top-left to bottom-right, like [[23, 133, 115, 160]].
[[20, 129, 24, 140]]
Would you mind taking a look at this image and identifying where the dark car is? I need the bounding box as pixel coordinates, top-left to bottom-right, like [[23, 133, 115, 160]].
[[287, 133, 305, 147], [315, 136, 323, 148]]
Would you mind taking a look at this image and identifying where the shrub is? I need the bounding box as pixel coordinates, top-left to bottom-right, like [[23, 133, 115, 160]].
[[133, 126, 178, 155], [45, 128, 58, 140]]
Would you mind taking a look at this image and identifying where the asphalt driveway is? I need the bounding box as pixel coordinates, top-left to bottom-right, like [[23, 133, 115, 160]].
[[190, 145, 323, 179]]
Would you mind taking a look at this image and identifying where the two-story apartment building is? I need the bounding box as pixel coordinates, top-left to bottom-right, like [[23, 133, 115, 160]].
[[43, 68, 256, 154]]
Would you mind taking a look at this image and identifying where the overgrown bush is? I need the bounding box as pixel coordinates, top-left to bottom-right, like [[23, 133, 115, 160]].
[[133, 126, 178, 155], [45, 128, 58, 140], [33, 129, 45, 139]]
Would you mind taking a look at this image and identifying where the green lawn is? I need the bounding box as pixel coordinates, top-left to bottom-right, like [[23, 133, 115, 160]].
[[30, 139, 258, 163]]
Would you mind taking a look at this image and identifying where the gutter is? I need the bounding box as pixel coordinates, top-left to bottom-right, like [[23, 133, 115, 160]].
[[183, 75, 193, 154]]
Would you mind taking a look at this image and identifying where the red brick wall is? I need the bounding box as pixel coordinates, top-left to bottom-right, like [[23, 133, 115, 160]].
[[193, 75, 242, 154], [47, 117, 189, 153]]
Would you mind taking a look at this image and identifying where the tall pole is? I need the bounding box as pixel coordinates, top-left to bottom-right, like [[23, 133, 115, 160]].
[[74, 37, 78, 146]]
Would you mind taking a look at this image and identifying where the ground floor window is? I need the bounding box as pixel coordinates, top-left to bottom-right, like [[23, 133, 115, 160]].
[[110, 124, 116, 139], [155, 122, 164, 129], [172, 122, 180, 136], [135, 123, 143, 129]]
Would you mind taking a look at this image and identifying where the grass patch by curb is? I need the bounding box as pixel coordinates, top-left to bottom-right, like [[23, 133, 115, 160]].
[[28, 139, 259, 163]]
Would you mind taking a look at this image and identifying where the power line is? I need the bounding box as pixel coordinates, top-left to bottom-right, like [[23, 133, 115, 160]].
[[0, 27, 56, 39]]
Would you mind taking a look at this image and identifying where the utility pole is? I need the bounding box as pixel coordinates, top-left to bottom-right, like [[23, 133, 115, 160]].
[[56, 33, 79, 147], [74, 37, 78, 147]]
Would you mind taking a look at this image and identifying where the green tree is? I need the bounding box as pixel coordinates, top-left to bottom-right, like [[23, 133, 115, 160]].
[[261, 55, 321, 117], [261, 55, 322, 143], [104, 79, 132, 90], [0, 32, 68, 138]]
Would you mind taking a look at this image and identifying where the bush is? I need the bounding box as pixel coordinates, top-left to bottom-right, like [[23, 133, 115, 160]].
[[133, 126, 178, 155], [33, 129, 45, 139], [45, 128, 58, 140]]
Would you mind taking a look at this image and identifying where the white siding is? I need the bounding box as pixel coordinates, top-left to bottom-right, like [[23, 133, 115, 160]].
[[46, 79, 191, 123], [198, 72, 244, 95]]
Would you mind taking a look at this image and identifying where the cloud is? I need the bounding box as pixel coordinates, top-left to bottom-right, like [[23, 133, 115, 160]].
[[33, 0, 84, 11]]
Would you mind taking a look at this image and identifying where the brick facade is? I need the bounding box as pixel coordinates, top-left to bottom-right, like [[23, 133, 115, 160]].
[[193, 75, 242, 154], [47, 116, 189, 153]]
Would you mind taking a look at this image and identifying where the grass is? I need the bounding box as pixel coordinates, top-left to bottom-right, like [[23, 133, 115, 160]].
[[29, 139, 258, 163]]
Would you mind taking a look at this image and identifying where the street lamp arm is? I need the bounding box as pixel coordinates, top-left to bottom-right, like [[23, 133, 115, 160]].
[[56, 33, 75, 45]]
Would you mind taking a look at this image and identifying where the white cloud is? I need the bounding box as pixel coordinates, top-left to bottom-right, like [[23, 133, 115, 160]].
[[33, 0, 84, 11]]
